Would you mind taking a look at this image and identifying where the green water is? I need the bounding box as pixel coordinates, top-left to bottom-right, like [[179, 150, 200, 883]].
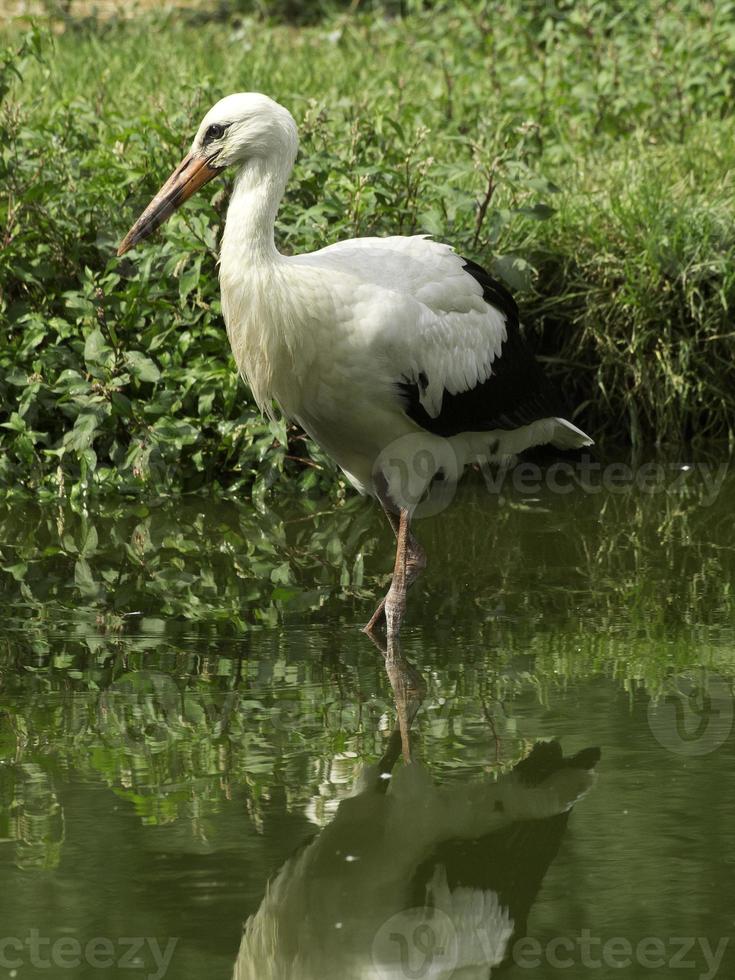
[[1, 455, 734, 979]]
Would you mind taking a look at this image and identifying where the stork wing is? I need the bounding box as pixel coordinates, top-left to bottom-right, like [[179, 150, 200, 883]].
[[398, 257, 566, 437], [293, 236, 576, 439]]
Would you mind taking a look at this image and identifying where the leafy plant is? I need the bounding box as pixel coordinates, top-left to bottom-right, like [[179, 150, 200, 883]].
[[2, 2, 735, 498]]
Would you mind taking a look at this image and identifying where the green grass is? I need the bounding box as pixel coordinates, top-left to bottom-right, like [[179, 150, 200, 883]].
[[2, 0, 735, 495]]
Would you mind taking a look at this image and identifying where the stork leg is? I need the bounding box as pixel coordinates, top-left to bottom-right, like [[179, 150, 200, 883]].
[[363, 503, 426, 637], [385, 508, 410, 637], [382, 507, 428, 589], [363, 507, 423, 638]]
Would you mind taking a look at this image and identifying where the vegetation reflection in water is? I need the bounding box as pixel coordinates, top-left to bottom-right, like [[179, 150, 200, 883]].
[[0, 454, 734, 978]]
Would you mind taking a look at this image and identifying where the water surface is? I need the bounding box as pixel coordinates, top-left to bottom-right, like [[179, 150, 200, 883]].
[[1, 455, 734, 978]]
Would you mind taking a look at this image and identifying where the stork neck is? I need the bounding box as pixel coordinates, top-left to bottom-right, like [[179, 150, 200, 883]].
[[221, 158, 287, 267]]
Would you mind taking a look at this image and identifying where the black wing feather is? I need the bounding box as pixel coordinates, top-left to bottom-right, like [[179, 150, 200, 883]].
[[397, 259, 565, 438], [410, 811, 572, 946]]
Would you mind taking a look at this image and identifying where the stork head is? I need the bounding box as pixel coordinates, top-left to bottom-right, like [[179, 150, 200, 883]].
[[117, 93, 298, 257]]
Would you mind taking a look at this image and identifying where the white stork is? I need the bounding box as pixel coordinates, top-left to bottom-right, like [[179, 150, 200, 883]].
[[118, 93, 593, 637]]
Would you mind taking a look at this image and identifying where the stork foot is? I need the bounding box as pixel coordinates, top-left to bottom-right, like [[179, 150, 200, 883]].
[[362, 597, 387, 637], [362, 541, 426, 637]]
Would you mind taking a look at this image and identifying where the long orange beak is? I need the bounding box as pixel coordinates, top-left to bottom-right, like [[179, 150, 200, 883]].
[[117, 154, 223, 256]]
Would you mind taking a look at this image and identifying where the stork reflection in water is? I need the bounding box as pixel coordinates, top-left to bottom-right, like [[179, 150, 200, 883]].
[[118, 94, 593, 638], [232, 646, 600, 979]]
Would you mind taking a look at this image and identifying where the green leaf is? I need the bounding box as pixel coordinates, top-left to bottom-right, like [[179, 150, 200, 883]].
[[491, 254, 534, 293], [179, 259, 202, 301], [2, 562, 28, 582], [70, 413, 98, 452], [84, 328, 111, 365], [124, 351, 161, 383], [516, 203, 556, 220], [79, 525, 99, 558], [270, 561, 292, 585], [74, 558, 99, 597]]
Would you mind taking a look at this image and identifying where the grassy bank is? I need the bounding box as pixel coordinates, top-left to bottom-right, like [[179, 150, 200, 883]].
[[2, 1, 735, 495]]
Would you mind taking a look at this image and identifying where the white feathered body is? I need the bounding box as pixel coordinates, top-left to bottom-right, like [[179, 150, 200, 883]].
[[219, 161, 591, 509]]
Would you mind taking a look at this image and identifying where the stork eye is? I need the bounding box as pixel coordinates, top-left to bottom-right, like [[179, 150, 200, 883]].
[[204, 123, 226, 144]]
